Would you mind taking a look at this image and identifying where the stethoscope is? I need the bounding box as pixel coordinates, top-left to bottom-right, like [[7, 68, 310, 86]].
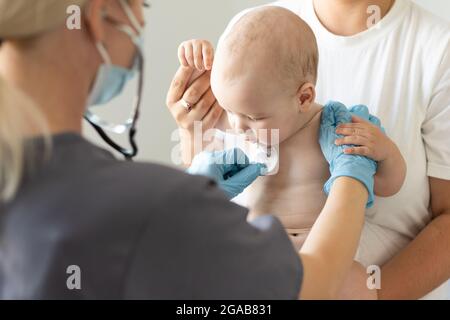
[[84, 50, 143, 161], [84, 1, 145, 161]]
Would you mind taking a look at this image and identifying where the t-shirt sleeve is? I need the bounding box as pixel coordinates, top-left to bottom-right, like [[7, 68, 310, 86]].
[[422, 39, 450, 180], [123, 175, 302, 299]]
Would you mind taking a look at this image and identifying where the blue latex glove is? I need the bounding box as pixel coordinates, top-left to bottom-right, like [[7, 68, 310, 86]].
[[319, 101, 377, 208], [349, 104, 386, 134], [187, 148, 266, 199]]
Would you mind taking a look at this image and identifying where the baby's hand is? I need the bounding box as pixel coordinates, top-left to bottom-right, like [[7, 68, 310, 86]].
[[178, 39, 214, 71], [334, 115, 395, 162]]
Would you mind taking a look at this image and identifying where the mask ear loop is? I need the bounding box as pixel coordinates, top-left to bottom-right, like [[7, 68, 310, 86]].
[[119, 0, 144, 34], [95, 42, 112, 64]]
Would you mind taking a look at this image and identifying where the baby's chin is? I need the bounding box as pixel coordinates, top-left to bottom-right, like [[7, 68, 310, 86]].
[[253, 139, 280, 148], [246, 135, 272, 147], [256, 130, 287, 147]]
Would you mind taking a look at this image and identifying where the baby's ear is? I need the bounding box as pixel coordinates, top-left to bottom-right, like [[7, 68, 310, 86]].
[[297, 83, 316, 113]]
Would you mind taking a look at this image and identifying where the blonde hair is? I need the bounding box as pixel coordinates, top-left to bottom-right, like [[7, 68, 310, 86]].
[[0, 75, 48, 203]]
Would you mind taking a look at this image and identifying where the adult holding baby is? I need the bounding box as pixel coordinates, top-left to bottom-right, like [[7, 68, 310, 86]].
[[167, 0, 450, 299]]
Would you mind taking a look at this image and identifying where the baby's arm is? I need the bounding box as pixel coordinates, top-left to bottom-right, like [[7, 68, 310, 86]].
[[372, 141, 406, 197], [335, 115, 407, 197]]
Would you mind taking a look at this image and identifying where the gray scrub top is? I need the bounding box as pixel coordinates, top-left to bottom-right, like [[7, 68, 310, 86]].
[[0, 133, 302, 299]]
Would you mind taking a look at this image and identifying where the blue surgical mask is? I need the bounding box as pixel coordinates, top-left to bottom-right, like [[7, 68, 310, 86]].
[[87, 0, 145, 107], [87, 32, 144, 106]]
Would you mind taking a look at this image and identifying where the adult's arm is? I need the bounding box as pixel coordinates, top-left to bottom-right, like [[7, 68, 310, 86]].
[[378, 178, 450, 299], [166, 66, 223, 166], [378, 40, 450, 299], [299, 177, 368, 299]]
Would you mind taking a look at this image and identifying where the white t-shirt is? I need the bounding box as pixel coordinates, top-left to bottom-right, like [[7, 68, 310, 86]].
[[222, 0, 450, 299]]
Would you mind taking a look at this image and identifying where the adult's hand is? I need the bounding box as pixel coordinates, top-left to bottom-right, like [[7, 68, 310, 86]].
[[319, 102, 377, 208], [166, 66, 223, 132], [166, 66, 224, 165], [187, 148, 266, 199]]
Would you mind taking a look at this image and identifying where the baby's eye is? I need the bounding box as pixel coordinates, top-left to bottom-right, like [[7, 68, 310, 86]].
[[247, 116, 265, 122]]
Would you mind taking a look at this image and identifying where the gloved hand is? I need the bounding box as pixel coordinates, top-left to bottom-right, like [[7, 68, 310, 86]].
[[319, 101, 377, 208], [348, 104, 386, 134], [187, 148, 266, 199]]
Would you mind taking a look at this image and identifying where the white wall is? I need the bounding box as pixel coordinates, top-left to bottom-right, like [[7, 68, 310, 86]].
[[83, 0, 450, 166], [413, 0, 450, 21]]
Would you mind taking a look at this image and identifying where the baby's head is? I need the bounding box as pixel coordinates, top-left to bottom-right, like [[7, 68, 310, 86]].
[[211, 6, 318, 146]]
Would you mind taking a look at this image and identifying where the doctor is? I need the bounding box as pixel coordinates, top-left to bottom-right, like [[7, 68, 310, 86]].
[[0, 0, 373, 299]]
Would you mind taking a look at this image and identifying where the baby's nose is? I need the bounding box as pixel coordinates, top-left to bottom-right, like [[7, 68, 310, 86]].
[[232, 117, 250, 132]]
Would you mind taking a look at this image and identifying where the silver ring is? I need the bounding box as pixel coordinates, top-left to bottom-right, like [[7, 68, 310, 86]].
[[181, 99, 194, 112]]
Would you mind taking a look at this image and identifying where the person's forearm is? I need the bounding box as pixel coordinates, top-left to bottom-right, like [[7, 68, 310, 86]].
[[180, 128, 208, 167], [180, 129, 195, 167], [180, 112, 230, 167], [299, 177, 368, 299], [378, 211, 450, 299], [374, 143, 406, 197]]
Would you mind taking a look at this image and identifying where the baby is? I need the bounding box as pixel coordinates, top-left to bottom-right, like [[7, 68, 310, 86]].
[[178, 6, 406, 299]]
